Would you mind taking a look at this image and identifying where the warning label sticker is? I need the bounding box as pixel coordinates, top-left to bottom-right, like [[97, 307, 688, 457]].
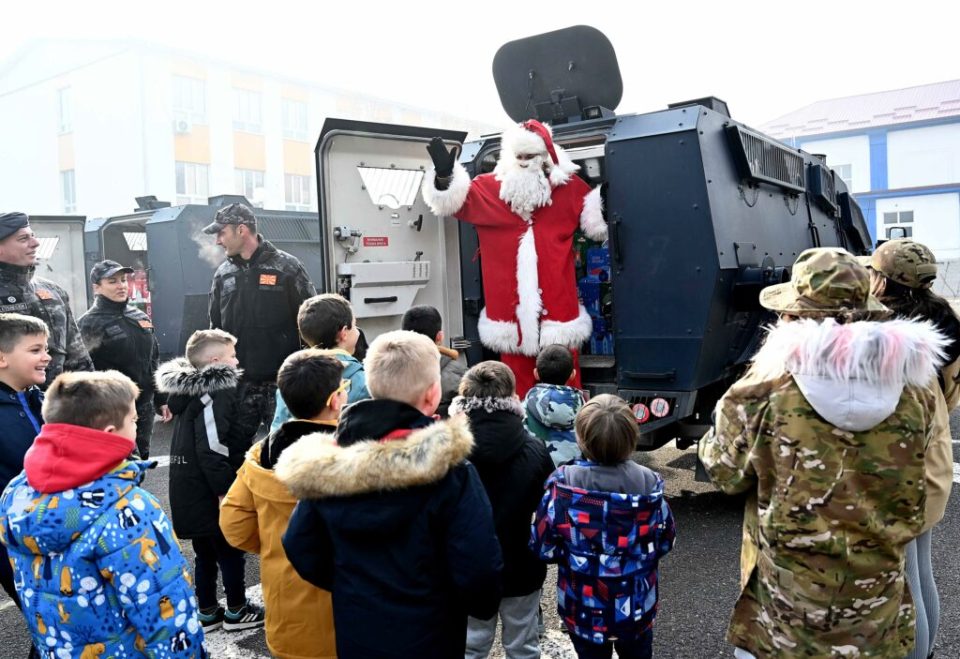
[[632, 403, 650, 424], [650, 397, 671, 418], [363, 237, 389, 247]]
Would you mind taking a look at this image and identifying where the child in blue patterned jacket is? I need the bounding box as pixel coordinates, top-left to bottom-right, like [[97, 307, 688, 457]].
[[0, 371, 206, 658], [530, 394, 675, 659]]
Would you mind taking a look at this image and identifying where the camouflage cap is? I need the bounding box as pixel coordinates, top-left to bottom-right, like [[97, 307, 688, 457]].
[[870, 239, 937, 289], [202, 203, 257, 235], [90, 259, 134, 284], [759, 247, 890, 317]]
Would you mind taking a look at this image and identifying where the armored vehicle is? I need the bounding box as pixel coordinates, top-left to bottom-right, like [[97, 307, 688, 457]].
[[313, 26, 872, 448], [84, 195, 325, 359]]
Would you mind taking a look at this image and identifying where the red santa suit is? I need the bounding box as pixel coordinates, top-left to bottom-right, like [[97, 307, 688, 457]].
[[422, 120, 607, 395]]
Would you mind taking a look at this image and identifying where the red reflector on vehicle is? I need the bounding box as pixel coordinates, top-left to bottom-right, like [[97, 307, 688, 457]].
[[650, 397, 670, 418], [632, 403, 650, 423]]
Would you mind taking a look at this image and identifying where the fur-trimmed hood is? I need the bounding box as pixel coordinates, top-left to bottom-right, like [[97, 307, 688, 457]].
[[154, 357, 242, 397], [751, 318, 948, 431], [448, 395, 525, 418], [275, 413, 474, 499]]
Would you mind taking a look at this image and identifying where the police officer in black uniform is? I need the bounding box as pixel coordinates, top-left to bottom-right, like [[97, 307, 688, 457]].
[[78, 260, 164, 458], [0, 212, 93, 386], [205, 203, 316, 436]]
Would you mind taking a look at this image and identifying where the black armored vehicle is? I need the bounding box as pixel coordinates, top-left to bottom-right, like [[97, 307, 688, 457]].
[[312, 26, 872, 448]]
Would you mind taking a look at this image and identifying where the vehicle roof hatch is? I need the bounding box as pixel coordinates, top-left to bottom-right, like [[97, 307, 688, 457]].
[[492, 25, 622, 125]]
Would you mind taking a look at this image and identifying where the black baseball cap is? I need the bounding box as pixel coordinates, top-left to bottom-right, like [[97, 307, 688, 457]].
[[0, 212, 30, 241], [202, 203, 257, 234], [90, 260, 134, 284]]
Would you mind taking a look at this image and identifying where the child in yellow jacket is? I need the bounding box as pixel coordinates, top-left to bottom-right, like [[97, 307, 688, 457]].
[[220, 349, 346, 659]]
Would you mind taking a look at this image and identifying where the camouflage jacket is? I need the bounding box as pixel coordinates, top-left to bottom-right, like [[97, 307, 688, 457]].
[[699, 318, 952, 658], [208, 237, 316, 382], [523, 383, 585, 467], [0, 262, 93, 386]]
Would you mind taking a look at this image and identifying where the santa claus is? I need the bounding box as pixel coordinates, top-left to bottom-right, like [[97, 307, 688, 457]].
[[422, 119, 607, 396]]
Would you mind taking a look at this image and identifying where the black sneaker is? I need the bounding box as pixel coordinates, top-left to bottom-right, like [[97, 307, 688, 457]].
[[198, 606, 224, 632], [222, 601, 265, 631]]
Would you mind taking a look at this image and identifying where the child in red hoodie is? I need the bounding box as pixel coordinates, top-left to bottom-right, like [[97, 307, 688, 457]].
[[0, 371, 206, 658]]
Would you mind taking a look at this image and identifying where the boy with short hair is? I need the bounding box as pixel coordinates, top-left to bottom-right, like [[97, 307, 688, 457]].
[[220, 349, 344, 659], [277, 330, 503, 658], [0, 371, 206, 658], [270, 293, 370, 432], [0, 313, 49, 618], [402, 304, 467, 417], [449, 361, 554, 659], [156, 329, 263, 633], [532, 395, 675, 659], [524, 344, 585, 466]]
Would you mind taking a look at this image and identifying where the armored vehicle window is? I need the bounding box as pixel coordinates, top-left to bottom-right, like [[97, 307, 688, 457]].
[[357, 167, 424, 210], [123, 232, 147, 252]]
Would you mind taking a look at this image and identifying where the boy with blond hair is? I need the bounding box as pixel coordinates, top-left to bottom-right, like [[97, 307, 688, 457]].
[[220, 349, 345, 658], [0, 371, 205, 658], [270, 293, 370, 432], [277, 330, 503, 658], [156, 329, 263, 633]]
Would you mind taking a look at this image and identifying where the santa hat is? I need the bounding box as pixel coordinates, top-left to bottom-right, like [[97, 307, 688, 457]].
[[500, 119, 579, 186]]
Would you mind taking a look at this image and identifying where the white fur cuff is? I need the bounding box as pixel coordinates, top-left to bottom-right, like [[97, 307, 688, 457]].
[[580, 187, 607, 241], [422, 161, 471, 217], [478, 310, 524, 355]]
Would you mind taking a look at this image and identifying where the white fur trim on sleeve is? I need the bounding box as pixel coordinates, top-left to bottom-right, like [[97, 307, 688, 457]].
[[580, 187, 607, 241], [422, 161, 471, 217], [539, 304, 594, 349]]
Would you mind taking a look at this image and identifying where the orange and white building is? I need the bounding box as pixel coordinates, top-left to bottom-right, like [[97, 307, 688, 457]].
[[0, 39, 497, 218]]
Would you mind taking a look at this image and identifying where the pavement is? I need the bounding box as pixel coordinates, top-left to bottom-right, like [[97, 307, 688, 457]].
[[2, 414, 960, 659]]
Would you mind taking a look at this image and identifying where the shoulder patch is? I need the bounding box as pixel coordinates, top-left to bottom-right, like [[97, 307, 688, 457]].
[[259, 273, 277, 286], [35, 289, 54, 300]]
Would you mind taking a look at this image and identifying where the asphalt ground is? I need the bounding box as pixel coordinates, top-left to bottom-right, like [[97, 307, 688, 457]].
[[2, 415, 959, 659]]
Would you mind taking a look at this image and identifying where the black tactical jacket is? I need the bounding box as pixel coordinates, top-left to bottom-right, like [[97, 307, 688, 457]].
[[208, 237, 316, 382], [0, 262, 93, 386], [78, 295, 160, 399]]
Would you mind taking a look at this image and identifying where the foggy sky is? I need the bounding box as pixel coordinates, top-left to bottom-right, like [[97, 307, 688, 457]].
[[4, 0, 955, 129]]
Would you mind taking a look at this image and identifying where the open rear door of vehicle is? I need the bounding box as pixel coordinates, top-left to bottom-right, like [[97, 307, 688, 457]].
[[315, 119, 468, 344]]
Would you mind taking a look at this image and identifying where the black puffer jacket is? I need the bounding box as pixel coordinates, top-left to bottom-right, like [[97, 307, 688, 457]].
[[208, 237, 316, 382], [450, 395, 555, 597], [277, 399, 503, 659], [155, 358, 255, 538], [78, 295, 160, 401]]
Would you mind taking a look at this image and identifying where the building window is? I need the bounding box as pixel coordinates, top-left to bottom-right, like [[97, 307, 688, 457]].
[[233, 89, 262, 133], [58, 87, 72, 133], [284, 174, 312, 211], [60, 170, 76, 213], [175, 162, 209, 205], [282, 99, 309, 141], [235, 169, 265, 207], [833, 164, 852, 190], [883, 210, 914, 239], [172, 75, 206, 123]]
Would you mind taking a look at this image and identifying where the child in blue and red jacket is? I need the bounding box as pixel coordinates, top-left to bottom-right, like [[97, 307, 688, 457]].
[[531, 394, 676, 659], [0, 371, 206, 658]]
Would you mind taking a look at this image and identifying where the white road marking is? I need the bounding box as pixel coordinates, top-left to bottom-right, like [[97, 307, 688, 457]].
[[152, 455, 170, 468], [0, 599, 16, 612], [954, 462, 960, 485]]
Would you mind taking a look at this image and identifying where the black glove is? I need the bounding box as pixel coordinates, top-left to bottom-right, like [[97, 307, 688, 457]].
[[427, 137, 460, 178]]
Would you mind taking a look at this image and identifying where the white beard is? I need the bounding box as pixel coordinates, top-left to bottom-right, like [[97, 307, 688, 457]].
[[495, 155, 553, 218]]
